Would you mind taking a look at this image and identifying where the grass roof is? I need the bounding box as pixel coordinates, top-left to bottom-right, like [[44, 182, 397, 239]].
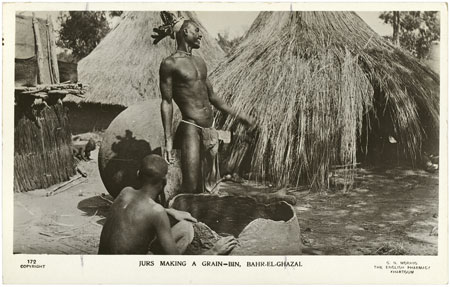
[[210, 11, 439, 190], [74, 11, 225, 106]]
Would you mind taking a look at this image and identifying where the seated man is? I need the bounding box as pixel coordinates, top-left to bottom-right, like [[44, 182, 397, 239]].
[[99, 154, 238, 255]]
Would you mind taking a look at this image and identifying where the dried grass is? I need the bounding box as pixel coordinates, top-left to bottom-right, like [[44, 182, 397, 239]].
[[14, 103, 75, 192], [211, 12, 439, 191], [374, 242, 407, 255]]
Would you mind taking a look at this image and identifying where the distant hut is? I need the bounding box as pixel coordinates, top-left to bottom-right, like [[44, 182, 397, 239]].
[[56, 48, 79, 83], [65, 11, 225, 134], [211, 12, 439, 190], [58, 60, 78, 83], [15, 14, 84, 192], [424, 41, 440, 74]]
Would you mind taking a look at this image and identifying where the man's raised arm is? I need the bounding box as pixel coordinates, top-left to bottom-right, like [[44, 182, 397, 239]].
[[160, 59, 175, 164], [206, 79, 256, 128]]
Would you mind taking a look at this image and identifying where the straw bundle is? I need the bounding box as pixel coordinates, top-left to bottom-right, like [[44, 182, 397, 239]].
[[14, 102, 75, 192], [211, 12, 439, 190], [76, 11, 225, 107]]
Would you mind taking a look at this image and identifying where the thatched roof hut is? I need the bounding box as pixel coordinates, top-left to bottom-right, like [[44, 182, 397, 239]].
[[15, 14, 80, 192], [74, 11, 225, 107], [211, 12, 439, 190]]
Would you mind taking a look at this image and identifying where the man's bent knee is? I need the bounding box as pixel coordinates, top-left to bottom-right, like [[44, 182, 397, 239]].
[[172, 220, 194, 241], [172, 220, 194, 254]]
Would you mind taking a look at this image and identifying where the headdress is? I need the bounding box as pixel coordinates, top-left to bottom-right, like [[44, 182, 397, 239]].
[[152, 11, 185, 45]]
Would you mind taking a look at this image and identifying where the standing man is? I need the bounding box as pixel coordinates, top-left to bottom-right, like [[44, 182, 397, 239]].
[[156, 15, 255, 194]]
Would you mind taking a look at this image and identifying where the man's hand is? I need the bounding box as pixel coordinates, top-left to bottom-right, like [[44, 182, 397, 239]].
[[166, 208, 197, 223], [164, 148, 175, 164], [206, 80, 257, 131], [238, 113, 257, 130], [211, 236, 239, 255], [164, 140, 175, 164]]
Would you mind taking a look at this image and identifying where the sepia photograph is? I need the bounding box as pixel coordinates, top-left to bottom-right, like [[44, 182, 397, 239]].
[[3, 2, 448, 284]]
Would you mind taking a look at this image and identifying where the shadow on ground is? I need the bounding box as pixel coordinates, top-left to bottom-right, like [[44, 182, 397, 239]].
[[77, 195, 112, 225]]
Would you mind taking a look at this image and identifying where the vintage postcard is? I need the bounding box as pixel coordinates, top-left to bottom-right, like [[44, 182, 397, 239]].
[[2, 1, 448, 285]]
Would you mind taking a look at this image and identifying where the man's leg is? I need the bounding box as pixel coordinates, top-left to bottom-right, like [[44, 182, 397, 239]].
[[180, 124, 202, 193], [201, 128, 220, 191], [171, 220, 194, 254]]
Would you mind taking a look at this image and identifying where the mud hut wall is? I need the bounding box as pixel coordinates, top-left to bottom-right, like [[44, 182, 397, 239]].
[[65, 103, 125, 134], [14, 102, 75, 192]]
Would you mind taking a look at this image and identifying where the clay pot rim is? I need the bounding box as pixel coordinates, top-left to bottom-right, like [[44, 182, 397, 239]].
[[169, 193, 297, 224]]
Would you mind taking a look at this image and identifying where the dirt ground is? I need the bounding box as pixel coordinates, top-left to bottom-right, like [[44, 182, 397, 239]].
[[14, 148, 439, 255]]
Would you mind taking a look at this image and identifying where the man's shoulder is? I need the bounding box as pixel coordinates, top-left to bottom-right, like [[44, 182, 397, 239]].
[[116, 186, 136, 199], [163, 53, 205, 63], [160, 56, 177, 72], [117, 186, 136, 197], [143, 203, 169, 227], [112, 187, 139, 208], [161, 55, 177, 66], [148, 202, 166, 216], [134, 197, 165, 216], [121, 186, 136, 192], [125, 197, 166, 221]]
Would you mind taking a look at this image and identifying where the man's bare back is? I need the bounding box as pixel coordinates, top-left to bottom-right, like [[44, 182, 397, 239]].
[[99, 187, 161, 254]]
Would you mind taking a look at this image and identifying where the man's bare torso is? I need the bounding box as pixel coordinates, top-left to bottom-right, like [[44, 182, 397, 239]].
[[168, 53, 214, 127]]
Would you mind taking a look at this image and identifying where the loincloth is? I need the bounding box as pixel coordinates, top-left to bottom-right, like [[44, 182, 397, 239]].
[[178, 120, 230, 192]]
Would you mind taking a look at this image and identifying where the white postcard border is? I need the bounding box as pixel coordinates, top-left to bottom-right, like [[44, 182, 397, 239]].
[[2, 2, 448, 285]]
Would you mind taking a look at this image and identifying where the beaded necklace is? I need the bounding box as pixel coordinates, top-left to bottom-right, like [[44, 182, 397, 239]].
[[176, 50, 192, 57]]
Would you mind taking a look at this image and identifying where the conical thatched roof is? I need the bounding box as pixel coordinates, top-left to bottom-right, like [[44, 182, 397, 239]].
[[75, 11, 225, 106], [211, 12, 439, 190]]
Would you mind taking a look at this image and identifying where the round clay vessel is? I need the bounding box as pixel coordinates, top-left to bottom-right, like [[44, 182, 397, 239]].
[[98, 99, 181, 198]]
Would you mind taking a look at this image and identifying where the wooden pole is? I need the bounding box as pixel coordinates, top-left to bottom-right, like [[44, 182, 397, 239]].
[[32, 13, 45, 84], [45, 24, 55, 84], [392, 11, 400, 47], [47, 15, 60, 84]]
